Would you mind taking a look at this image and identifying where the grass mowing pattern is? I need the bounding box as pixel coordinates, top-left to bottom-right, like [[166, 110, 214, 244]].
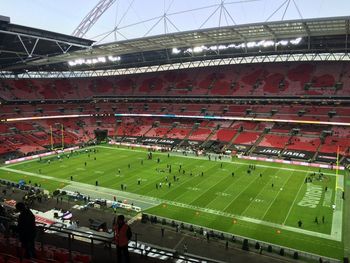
[[0, 145, 343, 258]]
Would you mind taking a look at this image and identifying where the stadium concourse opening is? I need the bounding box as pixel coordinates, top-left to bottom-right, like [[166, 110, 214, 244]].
[[0, 12, 349, 263]]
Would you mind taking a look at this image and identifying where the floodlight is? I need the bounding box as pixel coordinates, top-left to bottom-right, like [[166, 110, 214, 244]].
[[277, 40, 288, 46], [262, 40, 274, 47], [172, 48, 181, 54], [193, 46, 203, 53], [290, 37, 302, 45], [108, 56, 121, 62], [257, 40, 265, 46], [246, 42, 257, 48], [76, 59, 84, 65], [98, 57, 106, 63]]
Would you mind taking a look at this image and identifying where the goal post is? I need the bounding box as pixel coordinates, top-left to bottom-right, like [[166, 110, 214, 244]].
[[50, 123, 65, 151]]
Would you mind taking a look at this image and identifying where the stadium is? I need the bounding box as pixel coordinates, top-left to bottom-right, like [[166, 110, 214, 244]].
[[0, 0, 349, 262]]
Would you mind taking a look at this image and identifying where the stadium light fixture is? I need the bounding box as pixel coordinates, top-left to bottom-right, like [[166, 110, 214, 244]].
[[247, 41, 257, 48], [169, 37, 303, 56], [290, 37, 302, 45], [277, 40, 288, 46], [108, 55, 120, 62], [172, 48, 181, 54], [97, 57, 106, 63], [193, 46, 203, 53], [262, 40, 275, 47], [68, 55, 120, 66]]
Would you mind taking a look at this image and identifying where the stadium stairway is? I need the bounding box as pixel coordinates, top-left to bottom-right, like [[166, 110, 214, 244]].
[[175, 125, 197, 148], [199, 126, 219, 148], [222, 129, 242, 152], [276, 136, 291, 158], [247, 129, 268, 155]]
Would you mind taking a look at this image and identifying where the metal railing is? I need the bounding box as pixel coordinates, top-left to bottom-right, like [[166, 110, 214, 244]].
[[0, 214, 224, 262], [142, 213, 341, 263]]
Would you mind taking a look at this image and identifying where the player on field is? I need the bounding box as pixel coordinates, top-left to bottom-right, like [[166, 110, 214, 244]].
[[297, 220, 302, 227]]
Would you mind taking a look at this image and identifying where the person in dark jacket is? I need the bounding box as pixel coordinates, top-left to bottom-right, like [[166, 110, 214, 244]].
[[114, 215, 132, 263], [15, 202, 36, 259]]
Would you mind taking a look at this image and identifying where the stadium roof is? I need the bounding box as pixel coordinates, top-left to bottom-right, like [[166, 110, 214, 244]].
[[1, 16, 350, 75], [92, 15, 350, 54], [0, 15, 93, 73]]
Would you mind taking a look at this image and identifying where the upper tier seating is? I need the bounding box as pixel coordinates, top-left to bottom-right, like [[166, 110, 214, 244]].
[[1, 62, 349, 100]]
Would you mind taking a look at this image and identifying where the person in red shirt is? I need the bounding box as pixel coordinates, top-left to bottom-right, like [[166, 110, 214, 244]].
[[114, 215, 132, 263]]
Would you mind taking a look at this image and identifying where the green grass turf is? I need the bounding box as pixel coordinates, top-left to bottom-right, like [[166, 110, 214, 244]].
[[0, 145, 344, 259]]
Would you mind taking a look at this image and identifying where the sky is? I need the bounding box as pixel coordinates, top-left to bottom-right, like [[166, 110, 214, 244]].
[[1, 0, 350, 44]]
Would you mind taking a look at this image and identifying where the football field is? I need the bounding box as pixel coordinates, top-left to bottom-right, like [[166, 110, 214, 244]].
[[0, 145, 346, 259]]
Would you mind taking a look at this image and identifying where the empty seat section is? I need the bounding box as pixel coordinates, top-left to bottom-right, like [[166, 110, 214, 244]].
[[188, 128, 211, 141], [233, 132, 260, 145], [259, 134, 290, 148], [211, 129, 236, 142], [286, 136, 321, 152]]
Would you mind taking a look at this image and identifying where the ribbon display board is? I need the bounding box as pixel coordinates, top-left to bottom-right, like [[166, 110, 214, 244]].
[[140, 137, 180, 146], [253, 146, 314, 160]]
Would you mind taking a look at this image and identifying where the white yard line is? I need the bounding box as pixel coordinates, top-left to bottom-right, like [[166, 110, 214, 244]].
[[180, 172, 230, 204], [221, 173, 260, 212], [282, 176, 306, 225], [240, 174, 275, 216], [261, 172, 294, 220], [205, 172, 248, 208]]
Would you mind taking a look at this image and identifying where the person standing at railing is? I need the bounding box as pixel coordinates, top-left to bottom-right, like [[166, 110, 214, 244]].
[[15, 202, 37, 259], [0, 204, 8, 233], [114, 215, 132, 263]]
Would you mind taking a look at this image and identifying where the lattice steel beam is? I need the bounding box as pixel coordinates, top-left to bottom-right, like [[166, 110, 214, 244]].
[[2, 52, 350, 79], [72, 0, 116, 38]]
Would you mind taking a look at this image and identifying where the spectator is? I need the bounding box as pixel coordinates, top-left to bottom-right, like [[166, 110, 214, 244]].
[[15, 202, 36, 259], [114, 215, 132, 263], [0, 204, 8, 233]]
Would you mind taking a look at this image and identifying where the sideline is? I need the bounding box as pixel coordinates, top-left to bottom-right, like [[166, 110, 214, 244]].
[[0, 167, 160, 209]]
